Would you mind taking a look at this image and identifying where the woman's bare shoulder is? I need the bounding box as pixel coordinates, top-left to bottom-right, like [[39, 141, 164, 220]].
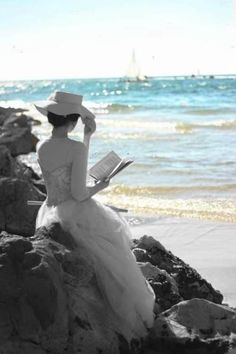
[[36, 138, 86, 158], [72, 140, 85, 147]]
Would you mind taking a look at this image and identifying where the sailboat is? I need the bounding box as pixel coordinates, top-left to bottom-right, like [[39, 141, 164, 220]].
[[124, 50, 148, 82]]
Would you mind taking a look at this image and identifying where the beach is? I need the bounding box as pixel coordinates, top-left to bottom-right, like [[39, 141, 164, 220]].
[[1, 78, 236, 353], [1, 0, 236, 350], [1, 76, 236, 308], [127, 214, 236, 308]]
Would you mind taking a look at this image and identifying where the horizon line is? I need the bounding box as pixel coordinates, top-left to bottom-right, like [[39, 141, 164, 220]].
[[1, 73, 236, 82]]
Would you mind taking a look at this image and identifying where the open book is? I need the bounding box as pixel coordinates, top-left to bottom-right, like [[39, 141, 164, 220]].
[[89, 151, 133, 182]]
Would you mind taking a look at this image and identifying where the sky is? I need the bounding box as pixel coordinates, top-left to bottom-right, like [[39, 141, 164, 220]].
[[0, 0, 235, 80]]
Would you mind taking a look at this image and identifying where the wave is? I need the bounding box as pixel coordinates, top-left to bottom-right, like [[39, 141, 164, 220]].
[[104, 183, 236, 196], [95, 132, 158, 141], [0, 98, 138, 115], [85, 102, 139, 114], [97, 118, 186, 134], [97, 192, 236, 223], [0, 99, 31, 110], [176, 119, 236, 131], [184, 107, 236, 115], [97, 117, 236, 134], [91, 103, 236, 116]]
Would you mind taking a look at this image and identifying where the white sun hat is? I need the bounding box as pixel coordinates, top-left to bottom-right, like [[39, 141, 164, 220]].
[[34, 91, 95, 119]]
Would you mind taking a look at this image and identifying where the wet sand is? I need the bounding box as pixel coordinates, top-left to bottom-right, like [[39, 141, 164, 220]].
[[127, 214, 236, 308]]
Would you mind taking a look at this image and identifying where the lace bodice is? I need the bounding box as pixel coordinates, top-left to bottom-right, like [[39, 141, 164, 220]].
[[38, 159, 73, 206], [37, 138, 90, 205]]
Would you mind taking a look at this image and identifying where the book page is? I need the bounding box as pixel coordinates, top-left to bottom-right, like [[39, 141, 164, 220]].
[[107, 158, 133, 179], [89, 151, 122, 181]]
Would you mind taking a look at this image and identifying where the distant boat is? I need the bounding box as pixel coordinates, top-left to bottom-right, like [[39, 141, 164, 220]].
[[124, 50, 148, 82]]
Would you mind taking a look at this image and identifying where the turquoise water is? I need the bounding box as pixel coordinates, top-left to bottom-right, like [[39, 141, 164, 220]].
[[1, 77, 236, 221]]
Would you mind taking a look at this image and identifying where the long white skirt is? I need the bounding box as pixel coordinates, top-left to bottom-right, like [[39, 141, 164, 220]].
[[36, 197, 155, 342]]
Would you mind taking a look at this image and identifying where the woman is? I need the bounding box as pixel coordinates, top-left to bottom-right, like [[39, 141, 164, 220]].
[[35, 91, 155, 343]]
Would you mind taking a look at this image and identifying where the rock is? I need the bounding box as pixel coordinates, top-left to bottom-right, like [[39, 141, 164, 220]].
[[0, 231, 68, 354], [139, 262, 177, 290], [0, 106, 40, 127], [0, 223, 234, 354], [146, 298, 236, 354], [132, 247, 151, 263], [34, 223, 77, 250], [0, 106, 26, 125], [133, 236, 223, 306], [13, 157, 42, 182], [0, 126, 39, 156], [165, 298, 236, 337], [15, 160, 46, 194], [0, 144, 46, 236], [0, 145, 46, 195], [0, 177, 45, 236], [134, 235, 167, 253], [0, 145, 37, 179], [3, 113, 41, 128], [0, 145, 15, 177], [0, 224, 137, 354], [0, 146, 46, 236], [31, 179, 46, 194], [3, 113, 30, 128], [139, 262, 182, 312]]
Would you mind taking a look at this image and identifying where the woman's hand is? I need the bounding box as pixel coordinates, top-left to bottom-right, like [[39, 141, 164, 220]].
[[97, 179, 110, 191], [82, 116, 96, 137], [83, 178, 110, 201]]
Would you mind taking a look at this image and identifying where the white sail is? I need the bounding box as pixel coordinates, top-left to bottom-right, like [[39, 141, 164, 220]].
[[126, 50, 147, 81]]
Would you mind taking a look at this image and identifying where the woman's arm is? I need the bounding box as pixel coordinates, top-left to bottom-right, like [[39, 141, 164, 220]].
[[82, 116, 96, 148], [70, 142, 109, 202], [71, 115, 108, 202]]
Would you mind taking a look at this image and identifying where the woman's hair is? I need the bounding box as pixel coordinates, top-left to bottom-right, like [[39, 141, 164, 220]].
[[47, 111, 80, 128]]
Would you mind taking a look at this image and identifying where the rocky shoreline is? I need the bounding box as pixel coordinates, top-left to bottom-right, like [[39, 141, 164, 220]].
[[0, 106, 46, 236], [0, 106, 236, 354]]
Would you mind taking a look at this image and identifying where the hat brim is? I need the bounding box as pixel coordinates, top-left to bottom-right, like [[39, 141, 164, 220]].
[[34, 100, 95, 119]]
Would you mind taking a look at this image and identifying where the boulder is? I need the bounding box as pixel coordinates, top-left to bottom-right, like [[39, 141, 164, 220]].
[[0, 145, 46, 196], [0, 145, 15, 177], [147, 298, 236, 354], [30, 178, 46, 194], [15, 159, 42, 181], [0, 106, 41, 127], [0, 126, 39, 156], [133, 236, 223, 309], [0, 106, 26, 125], [3, 113, 30, 128], [0, 223, 234, 354], [14, 159, 46, 194], [3, 113, 41, 128], [0, 224, 139, 354], [138, 261, 182, 312], [0, 177, 45, 236], [0, 145, 40, 180]]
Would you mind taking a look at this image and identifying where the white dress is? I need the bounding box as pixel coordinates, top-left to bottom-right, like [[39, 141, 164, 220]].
[[35, 137, 155, 342]]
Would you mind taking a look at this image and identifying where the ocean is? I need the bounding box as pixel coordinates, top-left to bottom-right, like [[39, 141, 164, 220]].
[[1, 76, 236, 222]]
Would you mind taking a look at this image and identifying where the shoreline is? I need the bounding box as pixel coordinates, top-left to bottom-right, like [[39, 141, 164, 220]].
[[126, 214, 236, 308]]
